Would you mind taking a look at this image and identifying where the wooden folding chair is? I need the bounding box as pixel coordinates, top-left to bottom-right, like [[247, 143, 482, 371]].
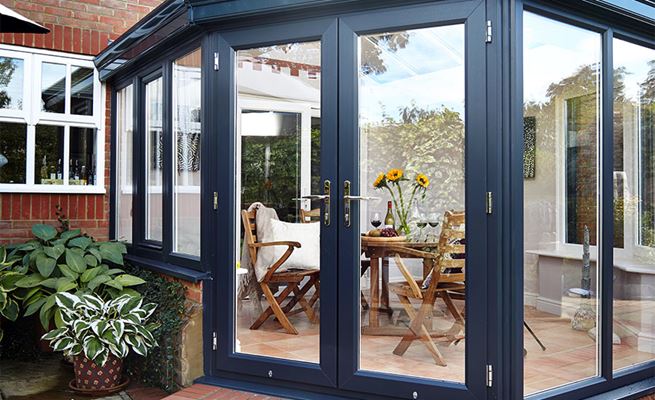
[[242, 209, 320, 335], [388, 210, 466, 366]]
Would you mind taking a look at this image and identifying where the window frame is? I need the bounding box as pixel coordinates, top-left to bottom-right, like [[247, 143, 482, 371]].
[[516, 2, 655, 400], [0, 44, 104, 194], [110, 39, 204, 272]]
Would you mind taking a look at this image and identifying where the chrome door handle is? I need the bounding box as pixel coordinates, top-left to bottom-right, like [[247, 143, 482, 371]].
[[294, 181, 331, 226], [343, 195, 380, 201], [293, 194, 330, 200]]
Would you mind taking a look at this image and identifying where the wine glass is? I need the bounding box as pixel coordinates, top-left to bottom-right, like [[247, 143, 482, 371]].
[[427, 212, 440, 242], [370, 212, 381, 229], [416, 212, 427, 242]]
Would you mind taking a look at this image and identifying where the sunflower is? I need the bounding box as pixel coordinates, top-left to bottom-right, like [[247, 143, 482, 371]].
[[386, 168, 403, 182], [373, 173, 386, 188], [416, 173, 429, 189]]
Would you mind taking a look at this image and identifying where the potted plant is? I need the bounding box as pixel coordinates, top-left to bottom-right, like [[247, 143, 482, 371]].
[[41, 292, 159, 393]]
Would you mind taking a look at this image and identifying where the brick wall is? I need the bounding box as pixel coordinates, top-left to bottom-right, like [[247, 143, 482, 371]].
[[0, 0, 164, 245]]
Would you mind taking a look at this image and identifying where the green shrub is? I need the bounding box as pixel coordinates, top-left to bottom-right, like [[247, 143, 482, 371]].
[[8, 224, 145, 330], [121, 263, 189, 392]]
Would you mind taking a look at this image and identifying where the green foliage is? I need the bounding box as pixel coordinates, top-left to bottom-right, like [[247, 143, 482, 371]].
[[0, 246, 21, 342], [7, 223, 144, 330], [122, 263, 188, 393], [41, 293, 159, 366]]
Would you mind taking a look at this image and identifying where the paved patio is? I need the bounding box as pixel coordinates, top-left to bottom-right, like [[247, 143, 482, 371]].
[[161, 384, 284, 400]]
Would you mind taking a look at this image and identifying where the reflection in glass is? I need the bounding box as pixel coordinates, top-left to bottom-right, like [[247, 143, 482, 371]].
[[35, 125, 64, 185], [0, 57, 24, 110], [173, 49, 201, 256], [612, 38, 655, 371], [116, 85, 134, 243], [70, 127, 95, 185], [522, 12, 601, 394], [236, 41, 321, 363], [358, 25, 466, 382], [42, 62, 66, 113], [71, 66, 94, 116], [0, 123, 26, 183], [145, 77, 163, 242]]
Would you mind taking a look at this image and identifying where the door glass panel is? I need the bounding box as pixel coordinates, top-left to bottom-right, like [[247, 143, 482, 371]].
[[116, 85, 134, 243], [145, 77, 163, 242], [522, 12, 601, 394], [612, 38, 655, 371], [357, 24, 466, 382], [235, 41, 321, 363]]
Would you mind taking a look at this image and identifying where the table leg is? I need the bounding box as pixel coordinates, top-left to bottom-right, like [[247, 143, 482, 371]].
[[370, 257, 379, 328], [381, 257, 390, 313]]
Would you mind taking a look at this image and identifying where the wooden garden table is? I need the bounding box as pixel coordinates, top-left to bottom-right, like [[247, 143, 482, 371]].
[[360, 236, 439, 335]]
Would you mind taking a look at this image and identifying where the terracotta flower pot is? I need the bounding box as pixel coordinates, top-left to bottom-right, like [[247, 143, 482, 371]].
[[73, 354, 123, 390]]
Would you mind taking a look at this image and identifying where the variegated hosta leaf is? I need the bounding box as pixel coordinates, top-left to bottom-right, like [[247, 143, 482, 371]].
[[132, 336, 147, 356], [141, 303, 157, 320], [91, 320, 109, 337], [110, 320, 124, 339], [54, 292, 80, 311], [83, 336, 103, 361], [69, 343, 83, 356], [60, 308, 76, 325], [101, 329, 119, 347], [52, 337, 75, 353], [81, 294, 103, 311], [73, 320, 90, 337], [94, 348, 109, 367], [41, 327, 68, 341]]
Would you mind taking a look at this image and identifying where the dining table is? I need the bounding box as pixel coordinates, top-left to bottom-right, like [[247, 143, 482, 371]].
[[360, 235, 439, 335]]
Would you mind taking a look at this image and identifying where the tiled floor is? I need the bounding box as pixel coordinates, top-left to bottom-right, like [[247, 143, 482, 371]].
[[234, 294, 655, 394], [162, 384, 284, 400], [163, 384, 655, 400]]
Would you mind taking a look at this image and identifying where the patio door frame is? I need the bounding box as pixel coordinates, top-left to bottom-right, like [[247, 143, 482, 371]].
[[336, 1, 491, 399], [209, 16, 340, 388], [206, 1, 496, 398]]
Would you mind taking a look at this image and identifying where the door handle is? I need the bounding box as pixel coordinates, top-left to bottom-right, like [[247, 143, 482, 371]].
[[343, 181, 380, 227], [294, 180, 331, 226], [343, 195, 380, 201]]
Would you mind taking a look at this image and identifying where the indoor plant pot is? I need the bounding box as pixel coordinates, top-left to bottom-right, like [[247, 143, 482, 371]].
[[42, 292, 159, 393]]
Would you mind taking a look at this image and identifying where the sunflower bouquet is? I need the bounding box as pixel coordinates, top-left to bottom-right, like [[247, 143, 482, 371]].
[[373, 168, 430, 236]]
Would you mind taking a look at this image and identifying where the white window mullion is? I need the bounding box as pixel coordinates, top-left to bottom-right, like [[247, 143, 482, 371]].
[[25, 124, 36, 185], [65, 63, 71, 115], [63, 125, 70, 185]]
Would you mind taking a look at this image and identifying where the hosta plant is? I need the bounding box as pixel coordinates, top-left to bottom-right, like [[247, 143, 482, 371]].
[[42, 292, 159, 367], [8, 224, 145, 329], [0, 246, 22, 341]]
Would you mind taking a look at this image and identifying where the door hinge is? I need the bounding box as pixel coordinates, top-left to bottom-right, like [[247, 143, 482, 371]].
[[486, 191, 493, 214], [486, 364, 493, 387], [213, 52, 220, 71], [485, 20, 492, 43], [212, 332, 217, 350], [213, 192, 219, 210]]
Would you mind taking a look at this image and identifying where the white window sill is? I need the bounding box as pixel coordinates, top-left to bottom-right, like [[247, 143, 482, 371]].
[[0, 184, 106, 194], [526, 247, 655, 275]]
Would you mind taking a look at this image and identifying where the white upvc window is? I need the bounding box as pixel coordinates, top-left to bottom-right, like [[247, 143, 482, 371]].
[[0, 44, 105, 194]]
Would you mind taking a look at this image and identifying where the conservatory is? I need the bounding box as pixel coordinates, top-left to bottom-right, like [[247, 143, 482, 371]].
[[96, 0, 655, 399]]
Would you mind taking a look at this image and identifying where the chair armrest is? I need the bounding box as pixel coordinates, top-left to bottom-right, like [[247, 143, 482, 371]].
[[386, 245, 437, 259], [251, 241, 301, 248], [252, 241, 302, 282]]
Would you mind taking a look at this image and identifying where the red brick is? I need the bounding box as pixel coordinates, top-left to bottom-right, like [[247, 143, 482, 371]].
[[86, 195, 95, 220], [14, 33, 23, 46], [81, 29, 91, 54], [95, 196, 104, 220], [90, 29, 99, 55], [72, 28, 81, 53], [63, 26, 72, 52], [34, 30, 43, 48], [99, 32, 110, 52], [53, 24, 63, 51], [1, 196, 10, 220]]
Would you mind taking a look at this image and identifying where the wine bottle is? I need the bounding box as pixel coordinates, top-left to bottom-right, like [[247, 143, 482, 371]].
[[74, 160, 80, 181], [81, 165, 87, 185], [40, 156, 48, 182], [49, 165, 56, 180], [56, 159, 62, 180], [384, 201, 395, 229]]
